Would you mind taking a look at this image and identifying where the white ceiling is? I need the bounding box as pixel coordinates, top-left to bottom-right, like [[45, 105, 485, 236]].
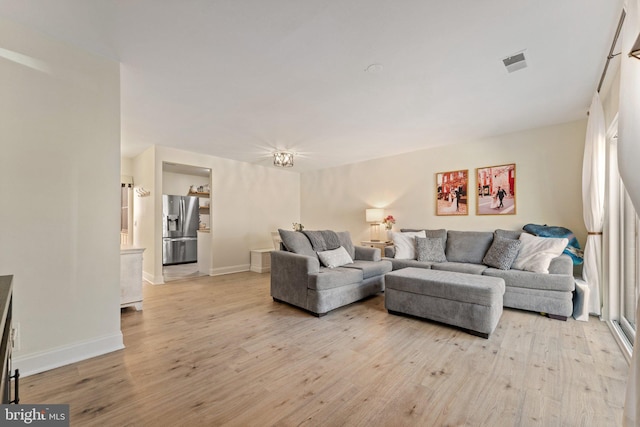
[[0, 0, 623, 172]]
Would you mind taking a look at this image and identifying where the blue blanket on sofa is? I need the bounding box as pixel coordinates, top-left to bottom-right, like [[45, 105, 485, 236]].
[[523, 223, 584, 265]]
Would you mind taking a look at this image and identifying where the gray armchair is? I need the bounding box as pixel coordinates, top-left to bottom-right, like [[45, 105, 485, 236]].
[[270, 230, 392, 316]]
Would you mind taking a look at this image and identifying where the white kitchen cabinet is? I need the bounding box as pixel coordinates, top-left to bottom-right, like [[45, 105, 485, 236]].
[[120, 246, 145, 310]]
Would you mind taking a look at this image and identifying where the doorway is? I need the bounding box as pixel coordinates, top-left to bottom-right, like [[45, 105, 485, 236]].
[[162, 162, 211, 282]]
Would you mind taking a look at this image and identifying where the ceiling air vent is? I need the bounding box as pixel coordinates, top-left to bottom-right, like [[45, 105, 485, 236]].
[[502, 52, 527, 73]]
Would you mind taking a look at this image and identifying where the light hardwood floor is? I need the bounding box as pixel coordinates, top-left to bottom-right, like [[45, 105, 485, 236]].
[[22, 272, 628, 426], [163, 262, 207, 282]]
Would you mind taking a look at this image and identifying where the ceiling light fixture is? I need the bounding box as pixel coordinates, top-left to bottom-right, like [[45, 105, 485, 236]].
[[273, 152, 294, 167]]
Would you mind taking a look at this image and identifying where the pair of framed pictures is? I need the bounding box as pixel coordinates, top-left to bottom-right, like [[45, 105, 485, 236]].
[[436, 163, 516, 216]]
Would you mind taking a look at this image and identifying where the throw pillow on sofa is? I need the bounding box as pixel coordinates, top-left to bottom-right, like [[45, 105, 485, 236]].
[[336, 231, 356, 259], [390, 230, 426, 259], [416, 237, 447, 262], [483, 235, 522, 270], [278, 229, 317, 258], [523, 223, 584, 265], [317, 246, 353, 268], [401, 228, 447, 248], [512, 233, 568, 274]]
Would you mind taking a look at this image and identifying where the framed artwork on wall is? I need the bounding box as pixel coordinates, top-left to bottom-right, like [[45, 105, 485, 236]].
[[476, 163, 516, 215], [436, 169, 469, 216]]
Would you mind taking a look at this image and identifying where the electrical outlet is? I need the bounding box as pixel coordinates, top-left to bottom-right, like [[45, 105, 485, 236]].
[[11, 323, 20, 351]]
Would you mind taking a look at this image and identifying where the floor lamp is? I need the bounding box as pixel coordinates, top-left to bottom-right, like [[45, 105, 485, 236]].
[[366, 208, 384, 242]]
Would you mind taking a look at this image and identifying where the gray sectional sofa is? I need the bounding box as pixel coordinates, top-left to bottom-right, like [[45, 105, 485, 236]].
[[384, 229, 575, 320], [271, 229, 392, 316]]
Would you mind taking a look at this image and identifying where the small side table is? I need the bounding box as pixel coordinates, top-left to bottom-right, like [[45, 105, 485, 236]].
[[250, 249, 273, 273], [360, 240, 394, 258]]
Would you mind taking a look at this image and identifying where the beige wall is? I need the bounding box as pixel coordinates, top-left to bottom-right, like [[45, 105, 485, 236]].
[[131, 146, 300, 282], [301, 120, 588, 248], [132, 147, 156, 280], [121, 157, 135, 177], [0, 18, 122, 375]]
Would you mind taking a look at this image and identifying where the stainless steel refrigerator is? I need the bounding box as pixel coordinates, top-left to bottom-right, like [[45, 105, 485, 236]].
[[162, 195, 199, 265]]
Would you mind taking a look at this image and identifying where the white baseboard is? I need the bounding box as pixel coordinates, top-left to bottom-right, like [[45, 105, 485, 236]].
[[13, 332, 125, 377], [210, 264, 250, 276], [143, 271, 164, 284], [250, 266, 270, 273]]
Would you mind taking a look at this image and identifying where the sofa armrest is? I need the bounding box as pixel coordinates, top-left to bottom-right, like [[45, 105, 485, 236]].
[[270, 251, 320, 309], [354, 245, 381, 262], [384, 246, 395, 258], [549, 254, 573, 275]]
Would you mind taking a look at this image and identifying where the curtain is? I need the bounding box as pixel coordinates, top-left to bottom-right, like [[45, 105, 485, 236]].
[[582, 92, 606, 316], [622, 0, 640, 424]]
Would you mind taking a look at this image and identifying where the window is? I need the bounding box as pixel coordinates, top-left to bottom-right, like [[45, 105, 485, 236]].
[[619, 182, 639, 343], [606, 122, 640, 356]]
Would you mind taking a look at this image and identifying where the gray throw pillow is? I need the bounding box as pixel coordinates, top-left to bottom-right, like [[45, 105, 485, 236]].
[[278, 229, 317, 258], [495, 229, 522, 240], [416, 237, 447, 263], [336, 231, 356, 259], [483, 235, 522, 270]]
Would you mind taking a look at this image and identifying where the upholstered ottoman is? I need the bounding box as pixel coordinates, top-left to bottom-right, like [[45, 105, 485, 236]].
[[385, 268, 505, 338]]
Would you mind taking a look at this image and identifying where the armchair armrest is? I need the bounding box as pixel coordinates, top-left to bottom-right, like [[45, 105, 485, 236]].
[[354, 245, 381, 262], [270, 250, 319, 309], [384, 246, 395, 258]]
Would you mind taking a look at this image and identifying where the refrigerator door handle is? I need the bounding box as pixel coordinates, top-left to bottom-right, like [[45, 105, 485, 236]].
[[180, 198, 185, 233]]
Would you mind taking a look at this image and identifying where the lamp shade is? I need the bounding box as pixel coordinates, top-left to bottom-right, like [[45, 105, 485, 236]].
[[365, 208, 384, 223]]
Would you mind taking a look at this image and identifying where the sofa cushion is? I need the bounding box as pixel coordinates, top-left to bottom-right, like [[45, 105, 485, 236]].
[[317, 246, 353, 268], [445, 231, 494, 264], [495, 229, 523, 240], [307, 267, 363, 290], [389, 258, 435, 271], [302, 230, 342, 251], [512, 233, 568, 274], [336, 231, 356, 259], [344, 260, 392, 279], [483, 235, 522, 270], [278, 229, 317, 258], [416, 237, 447, 262], [482, 268, 575, 292], [390, 231, 426, 259], [431, 262, 488, 275]]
